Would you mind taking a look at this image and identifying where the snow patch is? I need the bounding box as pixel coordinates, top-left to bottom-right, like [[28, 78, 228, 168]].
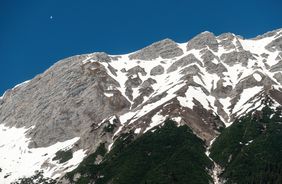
[[108, 143, 114, 151], [253, 73, 262, 81], [232, 86, 263, 114], [144, 112, 167, 132], [13, 80, 31, 90], [0, 124, 85, 183], [177, 86, 215, 111], [104, 92, 114, 97], [134, 128, 141, 134], [0, 91, 6, 100], [171, 117, 182, 123], [245, 140, 253, 146]]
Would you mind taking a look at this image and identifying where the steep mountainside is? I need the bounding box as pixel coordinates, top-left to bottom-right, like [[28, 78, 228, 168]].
[[210, 98, 282, 183], [0, 28, 282, 183], [66, 120, 213, 184]]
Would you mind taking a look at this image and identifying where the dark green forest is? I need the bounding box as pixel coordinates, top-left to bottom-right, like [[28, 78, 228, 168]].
[[210, 105, 282, 184], [66, 120, 213, 184]]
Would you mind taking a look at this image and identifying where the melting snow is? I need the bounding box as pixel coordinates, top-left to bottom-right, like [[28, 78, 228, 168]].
[[232, 86, 263, 114], [205, 137, 222, 184], [177, 86, 215, 110], [104, 92, 114, 97], [144, 112, 167, 132], [171, 117, 182, 124], [245, 140, 253, 146], [0, 124, 86, 183], [240, 35, 281, 66], [253, 73, 262, 81], [134, 128, 141, 134], [108, 143, 114, 151]]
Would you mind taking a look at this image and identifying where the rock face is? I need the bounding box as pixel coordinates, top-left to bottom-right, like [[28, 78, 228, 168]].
[[0, 28, 282, 182], [186, 31, 219, 52], [167, 54, 202, 73], [0, 55, 130, 149], [129, 38, 184, 60], [150, 65, 164, 76]]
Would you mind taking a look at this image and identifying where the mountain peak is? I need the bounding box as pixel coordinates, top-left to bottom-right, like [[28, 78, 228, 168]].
[[128, 38, 183, 60], [0, 29, 282, 183], [186, 31, 218, 52]]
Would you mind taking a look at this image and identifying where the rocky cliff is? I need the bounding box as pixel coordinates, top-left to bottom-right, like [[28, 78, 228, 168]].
[[0, 28, 282, 183]]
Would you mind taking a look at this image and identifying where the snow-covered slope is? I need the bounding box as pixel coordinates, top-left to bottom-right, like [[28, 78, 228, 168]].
[[91, 28, 282, 130], [0, 28, 282, 183], [0, 125, 86, 183]]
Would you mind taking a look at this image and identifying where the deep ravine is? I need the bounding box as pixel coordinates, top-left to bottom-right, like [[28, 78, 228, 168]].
[[205, 138, 222, 184]]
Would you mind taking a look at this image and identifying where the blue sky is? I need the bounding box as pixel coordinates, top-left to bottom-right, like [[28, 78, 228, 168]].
[[0, 0, 281, 94]]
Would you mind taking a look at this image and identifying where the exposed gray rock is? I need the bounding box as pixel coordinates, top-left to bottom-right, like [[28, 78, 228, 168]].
[[186, 31, 218, 52], [107, 64, 118, 76], [127, 66, 147, 76], [274, 72, 282, 85], [0, 55, 130, 148], [125, 87, 133, 101], [150, 65, 164, 76], [220, 51, 256, 66], [214, 99, 229, 122], [139, 91, 168, 109], [217, 33, 236, 51], [167, 54, 202, 73], [269, 88, 282, 105], [270, 61, 282, 72], [275, 52, 282, 60], [132, 88, 154, 109], [180, 65, 202, 76], [265, 36, 282, 51], [129, 39, 183, 60], [200, 49, 227, 75], [211, 79, 233, 98], [131, 78, 157, 108], [125, 76, 142, 100], [141, 78, 157, 88], [263, 60, 271, 70], [234, 73, 275, 94], [128, 97, 224, 143], [261, 53, 269, 58], [235, 38, 244, 51], [217, 32, 234, 40], [91, 52, 112, 63], [110, 55, 122, 61], [125, 76, 142, 88]]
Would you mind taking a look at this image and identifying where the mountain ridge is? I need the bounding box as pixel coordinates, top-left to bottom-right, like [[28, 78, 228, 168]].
[[0, 28, 282, 183]]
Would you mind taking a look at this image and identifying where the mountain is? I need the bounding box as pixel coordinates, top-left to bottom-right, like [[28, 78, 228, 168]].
[[210, 99, 282, 183], [0, 28, 282, 184]]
